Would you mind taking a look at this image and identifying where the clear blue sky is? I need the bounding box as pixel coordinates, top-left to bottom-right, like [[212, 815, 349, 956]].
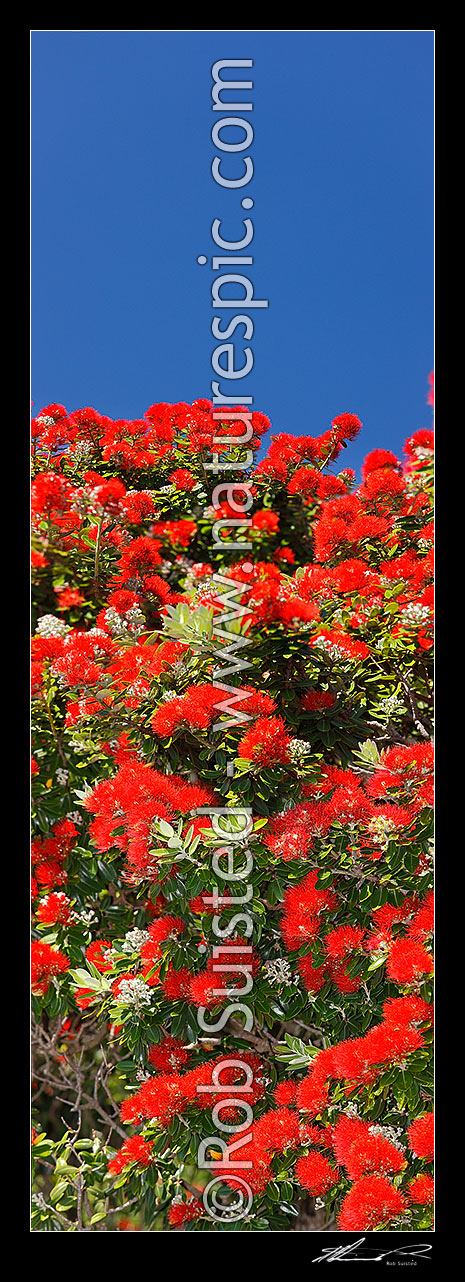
[[31, 30, 434, 475]]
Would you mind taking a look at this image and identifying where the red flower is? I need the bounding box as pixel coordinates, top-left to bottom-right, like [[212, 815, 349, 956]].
[[108, 1134, 154, 1175], [161, 966, 193, 1000], [254, 1108, 301, 1154], [331, 413, 362, 442], [151, 684, 220, 737], [296, 1151, 338, 1196], [31, 941, 70, 996], [251, 509, 280, 534], [55, 587, 85, 610], [362, 449, 401, 481], [273, 1081, 298, 1109], [167, 1194, 204, 1226], [238, 716, 291, 766], [301, 690, 336, 712], [36, 892, 72, 926], [338, 1175, 407, 1231], [86, 940, 114, 972], [386, 938, 433, 986], [148, 1036, 189, 1072], [169, 468, 196, 491], [404, 428, 434, 458], [31, 549, 49, 568], [332, 1115, 405, 1179], [123, 1074, 189, 1125], [297, 956, 328, 994], [407, 1112, 434, 1161], [324, 924, 366, 961], [407, 1174, 434, 1205]]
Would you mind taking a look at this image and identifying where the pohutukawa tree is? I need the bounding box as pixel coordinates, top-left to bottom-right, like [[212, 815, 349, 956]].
[[31, 383, 434, 1232]]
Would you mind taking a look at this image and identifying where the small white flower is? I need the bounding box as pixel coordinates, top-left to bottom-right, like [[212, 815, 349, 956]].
[[263, 957, 293, 986], [405, 470, 431, 492], [104, 606, 145, 639], [71, 441, 95, 467], [400, 602, 431, 626], [378, 693, 404, 716], [32, 1192, 47, 1210], [36, 614, 70, 639], [72, 908, 98, 925], [121, 928, 150, 954], [313, 636, 352, 662], [288, 738, 312, 764], [116, 976, 154, 1011], [367, 815, 397, 849], [67, 810, 83, 824], [369, 1124, 405, 1152]]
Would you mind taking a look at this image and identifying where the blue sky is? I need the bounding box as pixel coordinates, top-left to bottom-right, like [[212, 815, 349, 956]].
[[31, 30, 433, 475]]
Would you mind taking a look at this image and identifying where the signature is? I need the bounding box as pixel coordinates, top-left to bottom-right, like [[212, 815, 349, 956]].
[[312, 1238, 432, 1263]]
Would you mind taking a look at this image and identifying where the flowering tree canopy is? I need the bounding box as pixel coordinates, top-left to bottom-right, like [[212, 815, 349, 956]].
[[31, 388, 433, 1232]]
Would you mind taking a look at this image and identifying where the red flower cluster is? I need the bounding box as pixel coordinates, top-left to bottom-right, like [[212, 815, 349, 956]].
[[338, 1175, 407, 1231], [31, 941, 70, 996], [108, 1135, 154, 1175], [31, 390, 434, 1231], [83, 762, 214, 877]]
